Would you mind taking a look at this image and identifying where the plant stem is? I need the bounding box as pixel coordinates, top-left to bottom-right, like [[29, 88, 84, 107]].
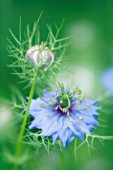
[[13, 72, 38, 170]]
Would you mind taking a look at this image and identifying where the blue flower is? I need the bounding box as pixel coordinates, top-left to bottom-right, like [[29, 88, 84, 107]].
[[102, 67, 113, 93], [29, 87, 100, 146]]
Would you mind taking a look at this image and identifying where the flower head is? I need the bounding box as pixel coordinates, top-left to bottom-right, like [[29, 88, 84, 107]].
[[26, 43, 55, 69], [102, 67, 113, 93], [29, 85, 100, 146]]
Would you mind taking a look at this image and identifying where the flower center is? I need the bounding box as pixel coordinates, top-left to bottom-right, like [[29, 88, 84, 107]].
[[55, 94, 71, 115], [60, 95, 70, 109]]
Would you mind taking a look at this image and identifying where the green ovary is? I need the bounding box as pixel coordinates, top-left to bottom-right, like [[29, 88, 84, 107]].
[[60, 95, 70, 109]]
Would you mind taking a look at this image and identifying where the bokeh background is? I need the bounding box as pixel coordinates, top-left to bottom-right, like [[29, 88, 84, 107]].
[[0, 0, 113, 170]]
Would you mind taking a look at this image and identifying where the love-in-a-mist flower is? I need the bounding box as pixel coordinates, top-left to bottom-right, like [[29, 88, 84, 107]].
[[102, 67, 113, 93], [26, 43, 54, 69], [29, 85, 100, 146]]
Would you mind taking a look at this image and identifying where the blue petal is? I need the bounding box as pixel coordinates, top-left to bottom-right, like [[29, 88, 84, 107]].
[[29, 98, 46, 117], [75, 112, 99, 126], [29, 109, 50, 129], [87, 124, 96, 130], [66, 117, 84, 140], [80, 99, 97, 109], [70, 115, 91, 136], [42, 113, 59, 136], [83, 115, 99, 126], [29, 112, 43, 129], [57, 128, 73, 146], [79, 106, 100, 117], [52, 133, 58, 144], [43, 91, 56, 102]]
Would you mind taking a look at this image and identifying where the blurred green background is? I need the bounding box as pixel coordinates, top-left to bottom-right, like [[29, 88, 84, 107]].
[[0, 0, 113, 170]]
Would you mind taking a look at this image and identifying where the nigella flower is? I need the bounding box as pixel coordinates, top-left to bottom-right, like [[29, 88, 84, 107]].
[[29, 86, 100, 146], [102, 67, 113, 93]]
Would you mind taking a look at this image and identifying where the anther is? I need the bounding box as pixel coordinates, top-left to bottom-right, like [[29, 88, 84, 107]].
[[60, 100, 63, 104], [55, 106, 58, 110], [67, 111, 70, 116], [79, 116, 84, 120]]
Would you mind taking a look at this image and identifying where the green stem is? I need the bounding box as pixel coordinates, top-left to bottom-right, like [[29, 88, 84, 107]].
[[13, 72, 38, 170]]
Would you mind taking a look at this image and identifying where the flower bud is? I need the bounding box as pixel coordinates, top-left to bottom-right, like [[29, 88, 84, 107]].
[[26, 44, 54, 69]]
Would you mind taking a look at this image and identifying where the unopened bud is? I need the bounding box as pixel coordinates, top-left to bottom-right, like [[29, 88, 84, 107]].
[[26, 44, 54, 69]]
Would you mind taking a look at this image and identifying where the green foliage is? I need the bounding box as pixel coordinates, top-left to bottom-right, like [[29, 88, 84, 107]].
[[7, 13, 71, 89]]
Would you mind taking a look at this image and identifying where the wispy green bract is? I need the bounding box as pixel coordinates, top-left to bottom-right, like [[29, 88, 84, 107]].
[[7, 13, 71, 88]]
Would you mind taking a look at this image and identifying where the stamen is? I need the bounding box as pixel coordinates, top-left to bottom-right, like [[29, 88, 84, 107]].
[[79, 116, 84, 120], [60, 100, 63, 104], [67, 111, 70, 116], [55, 106, 58, 110]]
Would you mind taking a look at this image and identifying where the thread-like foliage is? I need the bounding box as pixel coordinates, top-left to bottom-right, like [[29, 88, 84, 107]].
[[7, 13, 71, 89]]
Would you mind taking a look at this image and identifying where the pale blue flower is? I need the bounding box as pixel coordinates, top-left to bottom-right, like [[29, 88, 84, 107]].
[[29, 87, 100, 146]]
